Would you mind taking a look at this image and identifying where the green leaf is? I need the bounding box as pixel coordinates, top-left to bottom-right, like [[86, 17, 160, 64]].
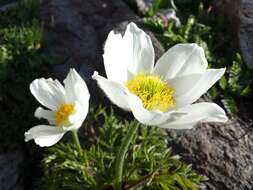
[[221, 98, 238, 117], [208, 86, 220, 99], [240, 86, 252, 97], [219, 76, 227, 90]]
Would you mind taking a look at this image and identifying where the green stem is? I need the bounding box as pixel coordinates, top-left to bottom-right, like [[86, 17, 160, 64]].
[[170, 0, 178, 11], [114, 124, 139, 190], [72, 130, 82, 155], [71, 130, 90, 181]]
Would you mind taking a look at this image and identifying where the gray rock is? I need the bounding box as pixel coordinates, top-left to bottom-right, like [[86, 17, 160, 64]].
[[212, 0, 253, 68], [0, 151, 24, 190], [40, 0, 138, 103], [167, 120, 253, 190], [40, 0, 100, 79], [39, 0, 164, 103], [238, 0, 253, 69], [40, 0, 138, 80]]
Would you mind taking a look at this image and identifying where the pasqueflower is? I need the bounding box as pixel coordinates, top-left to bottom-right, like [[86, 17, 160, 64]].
[[25, 69, 90, 147], [92, 22, 227, 129]]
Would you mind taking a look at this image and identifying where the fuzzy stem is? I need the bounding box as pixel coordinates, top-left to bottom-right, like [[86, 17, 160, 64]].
[[114, 124, 139, 190], [72, 130, 82, 155], [72, 129, 90, 182]]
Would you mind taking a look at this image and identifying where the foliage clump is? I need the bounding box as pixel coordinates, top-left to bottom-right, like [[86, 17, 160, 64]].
[[39, 107, 205, 190]]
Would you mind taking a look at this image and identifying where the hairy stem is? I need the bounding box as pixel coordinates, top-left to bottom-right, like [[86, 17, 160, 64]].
[[114, 124, 139, 190], [72, 130, 82, 155]]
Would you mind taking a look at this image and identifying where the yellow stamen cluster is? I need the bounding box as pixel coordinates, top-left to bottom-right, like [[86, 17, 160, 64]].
[[126, 73, 175, 112], [55, 104, 76, 126]]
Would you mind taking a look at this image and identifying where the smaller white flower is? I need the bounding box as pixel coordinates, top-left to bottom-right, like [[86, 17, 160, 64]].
[[25, 69, 90, 147], [92, 22, 228, 129]]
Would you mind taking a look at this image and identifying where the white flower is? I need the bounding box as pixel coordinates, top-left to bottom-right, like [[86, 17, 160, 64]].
[[25, 69, 90, 147], [92, 22, 228, 129]]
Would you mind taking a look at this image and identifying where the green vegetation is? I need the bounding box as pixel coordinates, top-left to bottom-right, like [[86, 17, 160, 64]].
[[144, 0, 253, 116], [0, 0, 42, 24], [0, 0, 56, 150], [38, 106, 205, 190]]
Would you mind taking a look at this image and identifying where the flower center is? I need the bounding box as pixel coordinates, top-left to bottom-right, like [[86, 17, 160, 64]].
[[126, 73, 175, 112], [55, 104, 76, 126]]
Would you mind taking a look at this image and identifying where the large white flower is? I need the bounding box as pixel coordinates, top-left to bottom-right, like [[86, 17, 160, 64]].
[[25, 69, 90, 147], [92, 22, 228, 129]]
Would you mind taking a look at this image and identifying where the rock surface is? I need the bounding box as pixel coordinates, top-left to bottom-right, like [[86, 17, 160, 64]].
[[40, 0, 145, 79], [238, 1, 253, 69], [38, 0, 253, 190], [40, 0, 164, 103], [0, 151, 24, 190], [40, 0, 136, 80], [168, 119, 253, 190], [212, 0, 253, 68]]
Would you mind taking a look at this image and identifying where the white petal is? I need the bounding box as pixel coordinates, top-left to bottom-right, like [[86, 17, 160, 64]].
[[64, 68, 90, 120], [153, 43, 207, 80], [30, 78, 65, 110], [68, 102, 84, 124], [34, 107, 55, 124], [103, 31, 128, 82], [24, 125, 65, 147], [175, 68, 226, 107], [47, 78, 66, 97], [63, 121, 84, 132], [92, 72, 131, 111], [158, 102, 228, 129], [123, 22, 155, 74], [168, 73, 202, 97], [128, 94, 184, 126]]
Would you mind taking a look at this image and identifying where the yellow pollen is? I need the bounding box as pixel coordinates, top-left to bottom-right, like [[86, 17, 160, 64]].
[[55, 104, 76, 126], [126, 73, 175, 112]]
